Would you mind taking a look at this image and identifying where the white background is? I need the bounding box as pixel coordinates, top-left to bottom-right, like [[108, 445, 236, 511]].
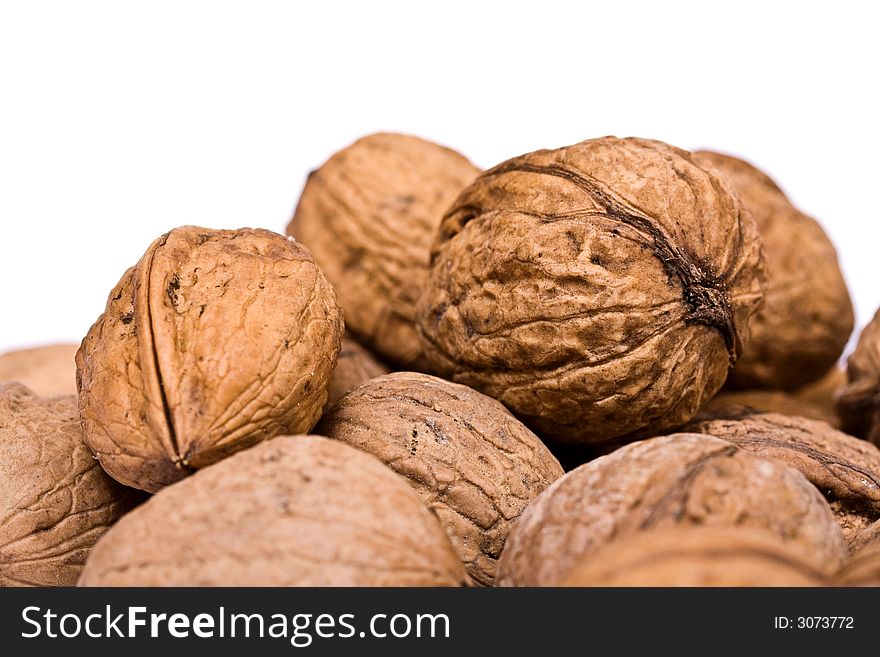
[[1, 0, 877, 353]]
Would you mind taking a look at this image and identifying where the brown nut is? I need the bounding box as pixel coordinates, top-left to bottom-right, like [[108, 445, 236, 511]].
[[325, 336, 389, 407], [317, 372, 563, 585], [78, 436, 469, 586], [417, 137, 766, 447], [0, 344, 78, 397], [684, 411, 880, 544], [0, 383, 141, 586], [848, 520, 880, 554], [287, 133, 480, 368], [698, 389, 839, 427], [794, 367, 846, 423], [835, 531, 880, 586], [495, 433, 846, 586], [562, 526, 828, 587], [837, 309, 880, 447], [76, 226, 343, 493], [694, 151, 853, 390]]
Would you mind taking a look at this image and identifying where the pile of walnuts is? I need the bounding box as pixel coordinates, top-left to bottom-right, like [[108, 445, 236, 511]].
[[1, 132, 877, 587]]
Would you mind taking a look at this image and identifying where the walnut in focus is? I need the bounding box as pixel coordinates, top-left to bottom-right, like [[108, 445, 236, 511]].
[[78, 436, 469, 586], [417, 137, 766, 447], [837, 309, 880, 447], [317, 372, 563, 585], [287, 133, 479, 368], [76, 226, 343, 492], [325, 336, 389, 407], [694, 151, 853, 390], [0, 344, 78, 397]]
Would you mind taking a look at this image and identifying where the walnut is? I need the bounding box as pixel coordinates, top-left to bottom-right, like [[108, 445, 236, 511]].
[[698, 389, 839, 427], [794, 367, 846, 424], [325, 336, 389, 407], [287, 133, 479, 368], [0, 344, 78, 397], [835, 524, 880, 586], [837, 309, 880, 447], [848, 520, 880, 554], [562, 526, 828, 587], [495, 433, 846, 586], [317, 372, 563, 585], [694, 151, 853, 390], [416, 137, 766, 446], [78, 436, 469, 586], [683, 411, 880, 544], [0, 383, 141, 586], [76, 226, 343, 493]]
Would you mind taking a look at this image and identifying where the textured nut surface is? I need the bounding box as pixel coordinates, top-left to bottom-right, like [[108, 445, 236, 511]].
[[325, 336, 389, 407], [699, 389, 839, 427], [417, 136, 766, 446], [78, 436, 469, 586], [835, 536, 880, 586], [77, 226, 343, 492], [562, 526, 828, 587], [837, 309, 880, 447], [0, 344, 78, 397], [287, 133, 479, 368], [495, 433, 846, 586], [694, 152, 853, 390], [848, 520, 880, 554], [317, 372, 563, 585], [684, 411, 880, 543], [0, 383, 140, 586]]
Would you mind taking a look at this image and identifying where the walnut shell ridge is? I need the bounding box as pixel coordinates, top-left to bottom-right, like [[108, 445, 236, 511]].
[[76, 226, 343, 492], [837, 308, 880, 447], [78, 436, 469, 586], [562, 526, 828, 587], [0, 383, 141, 586], [417, 136, 766, 446], [684, 411, 880, 543], [287, 133, 480, 368], [317, 372, 564, 585], [694, 151, 854, 390], [495, 433, 846, 586]]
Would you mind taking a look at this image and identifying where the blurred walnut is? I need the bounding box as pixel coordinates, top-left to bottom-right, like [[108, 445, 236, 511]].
[[288, 133, 479, 368], [0, 383, 141, 586], [699, 389, 838, 426], [317, 372, 563, 585], [325, 336, 389, 407], [684, 411, 880, 544], [78, 436, 468, 586], [495, 433, 845, 586], [562, 526, 828, 587], [0, 344, 78, 397], [794, 367, 846, 423], [694, 151, 853, 390], [77, 226, 343, 492], [837, 309, 880, 447], [835, 530, 880, 586], [417, 137, 766, 446]]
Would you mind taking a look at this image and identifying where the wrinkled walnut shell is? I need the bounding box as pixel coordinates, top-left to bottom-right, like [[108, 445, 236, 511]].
[[0, 383, 141, 586], [837, 309, 880, 447], [78, 436, 469, 586], [0, 344, 78, 397], [287, 133, 479, 368], [325, 336, 390, 407], [317, 372, 563, 585], [694, 151, 853, 390], [562, 526, 828, 587], [835, 534, 880, 586], [417, 137, 766, 446], [698, 389, 839, 427], [684, 411, 880, 543], [495, 433, 846, 586], [77, 226, 343, 492]]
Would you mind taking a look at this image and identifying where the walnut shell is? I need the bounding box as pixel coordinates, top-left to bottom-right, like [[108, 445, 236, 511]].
[[325, 336, 389, 407], [683, 411, 880, 543], [562, 526, 828, 587], [495, 433, 846, 586], [316, 372, 563, 585], [795, 366, 846, 420], [0, 383, 141, 586], [837, 309, 880, 447], [78, 436, 469, 586], [417, 137, 766, 446], [694, 151, 853, 390], [698, 389, 839, 426], [835, 536, 880, 586], [848, 520, 880, 554], [77, 226, 343, 492], [0, 344, 78, 397], [287, 133, 479, 368]]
